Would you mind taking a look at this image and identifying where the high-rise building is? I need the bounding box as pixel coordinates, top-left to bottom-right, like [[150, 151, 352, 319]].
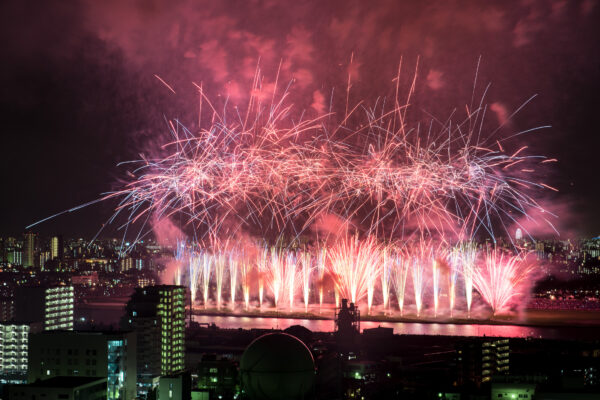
[[0, 322, 42, 384], [15, 286, 74, 330], [457, 338, 510, 386], [44, 286, 74, 330], [50, 235, 64, 260], [28, 330, 137, 400], [23, 232, 37, 268], [6, 247, 22, 265], [120, 257, 134, 272], [39, 250, 51, 270], [123, 285, 186, 390], [481, 338, 510, 382], [0, 297, 15, 321]]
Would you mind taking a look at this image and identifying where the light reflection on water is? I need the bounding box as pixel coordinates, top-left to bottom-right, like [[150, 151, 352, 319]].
[[78, 304, 599, 340], [191, 314, 597, 340]]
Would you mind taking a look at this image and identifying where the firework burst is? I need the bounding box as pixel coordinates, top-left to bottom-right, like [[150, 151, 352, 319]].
[[328, 236, 382, 313], [473, 249, 534, 314], [39, 62, 556, 320]]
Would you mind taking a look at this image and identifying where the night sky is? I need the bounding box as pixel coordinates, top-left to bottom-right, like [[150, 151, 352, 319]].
[[1, 0, 599, 238]]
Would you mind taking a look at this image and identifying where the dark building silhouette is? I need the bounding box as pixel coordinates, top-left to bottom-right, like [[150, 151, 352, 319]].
[[334, 299, 360, 352], [27, 330, 136, 400], [457, 338, 510, 387]]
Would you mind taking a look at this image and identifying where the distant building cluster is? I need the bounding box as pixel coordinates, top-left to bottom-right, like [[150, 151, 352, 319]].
[[0, 234, 164, 274]]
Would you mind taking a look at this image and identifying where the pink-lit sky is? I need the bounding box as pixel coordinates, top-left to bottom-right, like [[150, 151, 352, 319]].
[[1, 0, 598, 237]]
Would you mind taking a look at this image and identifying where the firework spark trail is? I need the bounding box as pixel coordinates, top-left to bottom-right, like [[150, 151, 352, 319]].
[[459, 242, 478, 317], [473, 249, 534, 314], [328, 236, 382, 312], [284, 252, 299, 311], [229, 252, 238, 309], [299, 250, 313, 312], [175, 267, 182, 286], [188, 253, 202, 302], [79, 65, 558, 318], [432, 246, 449, 318], [315, 247, 327, 311], [175, 240, 186, 262], [214, 253, 226, 309], [256, 247, 267, 308], [447, 247, 461, 317], [409, 240, 433, 317], [104, 65, 555, 253], [391, 252, 410, 316], [381, 247, 392, 312], [174, 239, 186, 285], [411, 256, 425, 317], [432, 259, 440, 317], [239, 257, 252, 310], [266, 247, 285, 309], [200, 252, 212, 309]]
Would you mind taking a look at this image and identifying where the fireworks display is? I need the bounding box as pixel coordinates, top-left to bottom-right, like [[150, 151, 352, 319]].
[[103, 62, 553, 318], [172, 235, 537, 318]]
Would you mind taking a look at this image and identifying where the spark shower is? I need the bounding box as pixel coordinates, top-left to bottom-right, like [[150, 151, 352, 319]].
[[107, 61, 554, 317]]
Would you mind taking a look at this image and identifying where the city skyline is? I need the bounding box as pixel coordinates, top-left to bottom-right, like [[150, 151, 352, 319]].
[[2, 2, 600, 399]]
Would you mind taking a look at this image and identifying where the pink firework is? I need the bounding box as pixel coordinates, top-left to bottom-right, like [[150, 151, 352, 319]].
[[188, 252, 202, 303], [284, 252, 300, 311], [94, 63, 556, 260], [391, 250, 410, 316], [200, 252, 212, 309], [447, 247, 461, 317], [473, 249, 534, 314], [228, 252, 239, 309], [265, 247, 284, 308], [298, 250, 314, 312], [328, 236, 382, 312], [315, 247, 327, 311], [214, 253, 226, 310], [381, 247, 392, 312], [239, 257, 252, 310], [450, 242, 478, 317], [256, 247, 268, 308]]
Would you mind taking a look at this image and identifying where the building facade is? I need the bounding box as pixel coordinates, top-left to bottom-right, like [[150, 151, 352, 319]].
[[457, 338, 511, 386], [14, 285, 74, 330], [0, 322, 42, 383], [123, 285, 186, 390], [50, 235, 64, 261], [28, 330, 137, 400], [23, 232, 37, 268]]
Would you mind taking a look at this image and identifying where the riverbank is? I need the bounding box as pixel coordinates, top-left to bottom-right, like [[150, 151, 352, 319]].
[[189, 307, 600, 328]]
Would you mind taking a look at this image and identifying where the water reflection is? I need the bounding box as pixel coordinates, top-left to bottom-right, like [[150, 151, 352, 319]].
[[77, 303, 600, 340], [192, 314, 600, 340]]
